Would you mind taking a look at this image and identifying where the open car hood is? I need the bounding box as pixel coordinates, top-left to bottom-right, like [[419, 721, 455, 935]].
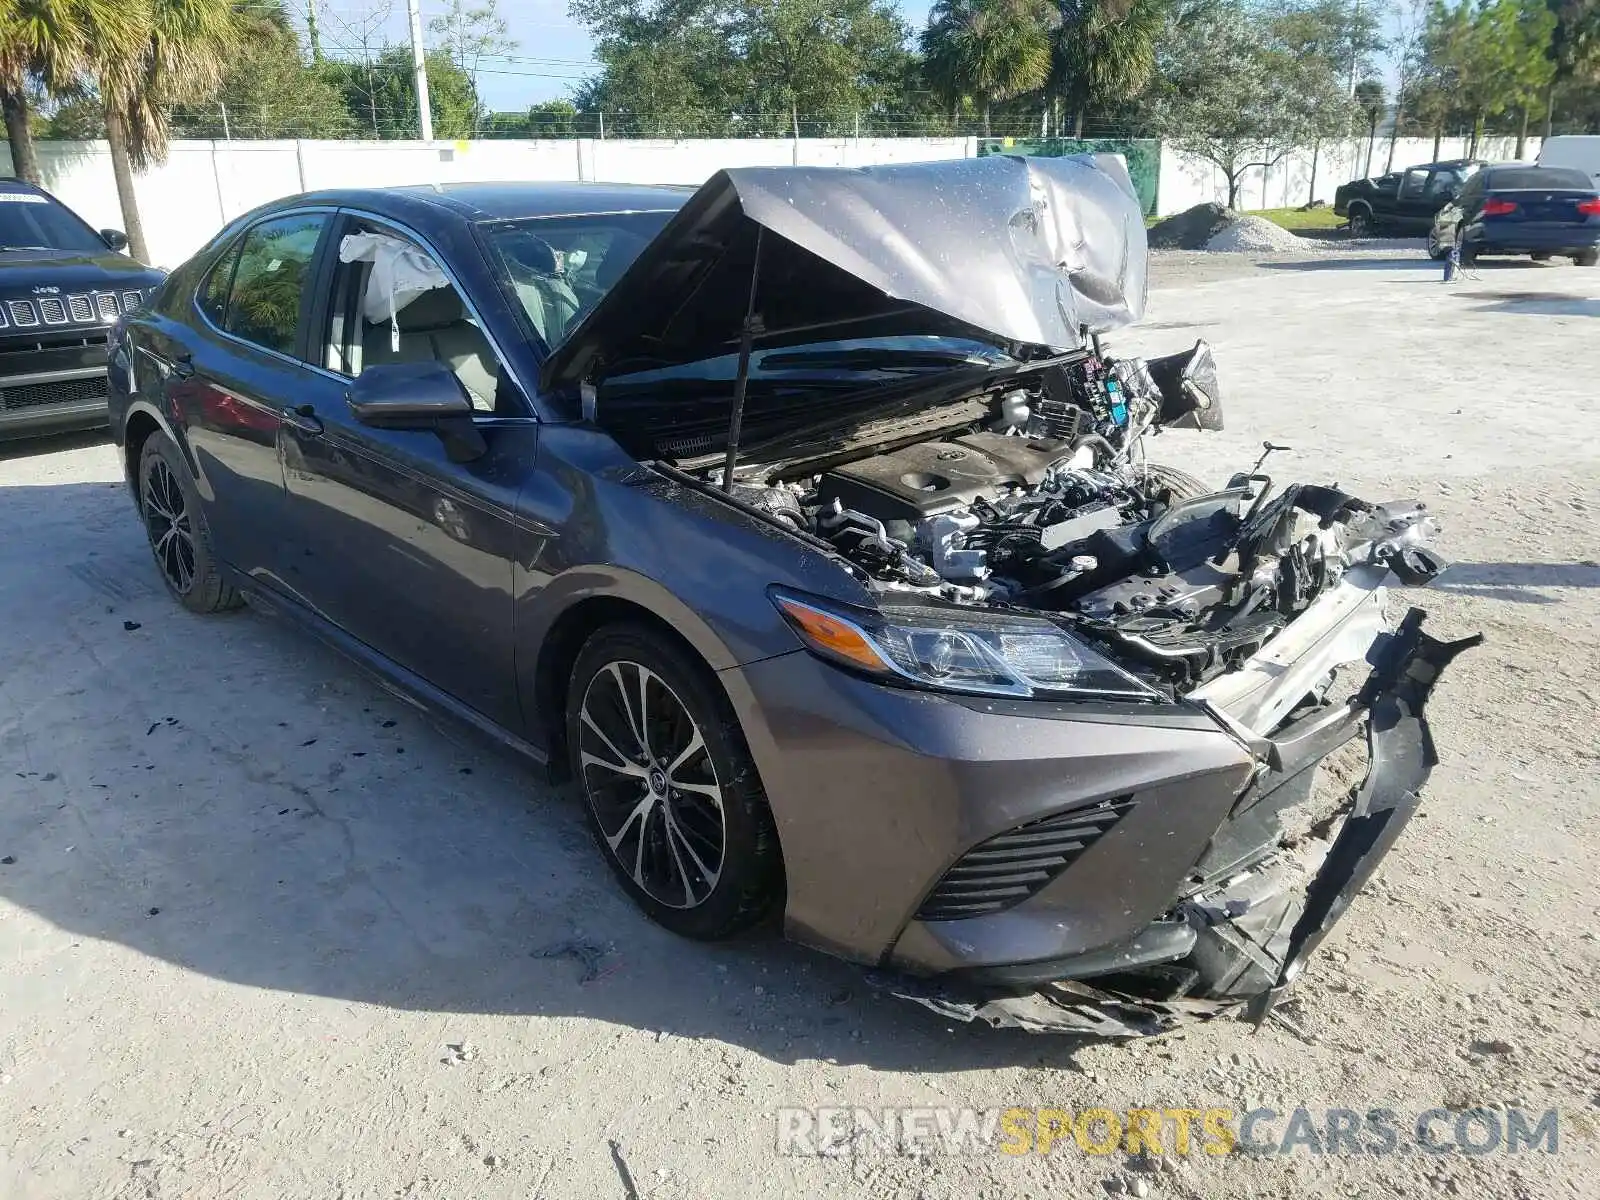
[[539, 153, 1148, 392]]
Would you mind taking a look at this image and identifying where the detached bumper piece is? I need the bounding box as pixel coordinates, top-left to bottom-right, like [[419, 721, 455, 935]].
[[877, 609, 1482, 1038]]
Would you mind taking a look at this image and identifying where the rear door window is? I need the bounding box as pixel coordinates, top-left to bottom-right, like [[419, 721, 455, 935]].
[[1398, 168, 1430, 201], [221, 213, 328, 357]]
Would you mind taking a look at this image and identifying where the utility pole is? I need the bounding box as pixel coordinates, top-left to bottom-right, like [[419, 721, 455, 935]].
[[306, 1, 323, 65], [407, 0, 434, 142]]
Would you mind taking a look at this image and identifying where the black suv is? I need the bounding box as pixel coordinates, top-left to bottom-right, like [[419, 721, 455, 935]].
[[1333, 159, 1487, 237], [0, 178, 166, 440]]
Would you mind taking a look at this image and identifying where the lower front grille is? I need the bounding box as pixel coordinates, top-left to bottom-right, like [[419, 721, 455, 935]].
[[915, 795, 1137, 921], [0, 374, 108, 413]]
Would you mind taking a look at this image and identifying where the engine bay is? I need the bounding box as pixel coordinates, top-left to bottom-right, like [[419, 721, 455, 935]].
[[694, 340, 1445, 696]]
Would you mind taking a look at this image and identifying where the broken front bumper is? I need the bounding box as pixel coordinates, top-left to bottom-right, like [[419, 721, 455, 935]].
[[877, 567, 1481, 1038]]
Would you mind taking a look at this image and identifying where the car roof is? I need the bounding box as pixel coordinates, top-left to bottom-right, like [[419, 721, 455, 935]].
[[288, 180, 695, 223]]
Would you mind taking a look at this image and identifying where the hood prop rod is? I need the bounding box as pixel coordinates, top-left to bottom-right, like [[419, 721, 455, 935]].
[[721, 226, 765, 493]]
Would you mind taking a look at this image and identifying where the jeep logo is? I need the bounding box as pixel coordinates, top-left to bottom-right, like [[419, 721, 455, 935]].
[[32, 285, 60, 294]]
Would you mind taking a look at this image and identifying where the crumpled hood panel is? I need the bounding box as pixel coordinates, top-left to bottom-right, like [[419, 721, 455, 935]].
[[723, 153, 1148, 351], [539, 153, 1148, 391]]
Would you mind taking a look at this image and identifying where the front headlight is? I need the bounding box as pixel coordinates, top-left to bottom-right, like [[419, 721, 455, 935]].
[[770, 589, 1162, 702]]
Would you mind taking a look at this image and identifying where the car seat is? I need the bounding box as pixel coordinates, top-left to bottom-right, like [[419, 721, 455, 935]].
[[361, 284, 498, 411]]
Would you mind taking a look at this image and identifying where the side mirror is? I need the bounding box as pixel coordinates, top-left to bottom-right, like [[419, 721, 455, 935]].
[[347, 360, 486, 462], [101, 229, 129, 252]]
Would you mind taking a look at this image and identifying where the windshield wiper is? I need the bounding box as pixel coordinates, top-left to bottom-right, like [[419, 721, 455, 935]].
[[757, 347, 1000, 373]]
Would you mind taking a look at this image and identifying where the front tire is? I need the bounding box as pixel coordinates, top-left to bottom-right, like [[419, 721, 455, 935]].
[[567, 624, 782, 940], [138, 432, 242, 614], [1144, 462, 1211, 501], [1574, 250, 1598, 267], [1346, 207, 1374, 239]]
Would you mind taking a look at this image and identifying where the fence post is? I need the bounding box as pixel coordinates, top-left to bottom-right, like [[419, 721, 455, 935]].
[[295, 140, 308, 193]]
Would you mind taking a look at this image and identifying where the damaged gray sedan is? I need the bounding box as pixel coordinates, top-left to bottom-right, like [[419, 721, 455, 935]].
[[111, 153, 1477, 1038]]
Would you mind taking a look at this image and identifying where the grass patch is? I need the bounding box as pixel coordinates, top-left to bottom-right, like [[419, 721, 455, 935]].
[[1248, 206, 1343, 231]]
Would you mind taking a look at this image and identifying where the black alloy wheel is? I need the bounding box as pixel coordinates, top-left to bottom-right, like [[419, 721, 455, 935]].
[[567, 625, 781, 939], [138, 433, 241, 614], [142, 453, 196, 596], [579, 658, 727, 909]]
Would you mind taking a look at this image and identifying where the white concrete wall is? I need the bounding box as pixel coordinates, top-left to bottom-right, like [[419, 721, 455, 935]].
[[1155, 135, 1543, 215], [0, 133, 1549, 269], [0, 137, 977, 268]]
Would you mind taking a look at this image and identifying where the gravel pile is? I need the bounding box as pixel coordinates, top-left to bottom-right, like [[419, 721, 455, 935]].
[[1206, 214, 1317, 253]]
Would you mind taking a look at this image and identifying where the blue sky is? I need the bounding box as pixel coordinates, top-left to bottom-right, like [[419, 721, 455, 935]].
[[308, 0, 938, 111]]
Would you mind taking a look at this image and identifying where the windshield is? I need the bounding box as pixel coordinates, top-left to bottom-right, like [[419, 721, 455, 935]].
[[483, 211, 676, 349], [0, 188, 107, 252]]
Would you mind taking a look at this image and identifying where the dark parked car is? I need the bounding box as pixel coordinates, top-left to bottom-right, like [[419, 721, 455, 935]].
[[0, 178, 165, 440], [106, 157, 1473, 1037], [1333, 158, 1485, 237], [1429, 164, 1600, 265]]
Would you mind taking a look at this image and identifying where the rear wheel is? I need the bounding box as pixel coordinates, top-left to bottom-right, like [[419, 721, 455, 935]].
[[1459, 242, 1479, 266], [1531, 252, 1553, 262], [138, 432, 242, 614], [1574, 250, 1598, 267], [567, 624, 782, 940]]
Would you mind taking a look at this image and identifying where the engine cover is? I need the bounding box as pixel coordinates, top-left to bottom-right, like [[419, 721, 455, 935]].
[[817, 432, 1073, 524]]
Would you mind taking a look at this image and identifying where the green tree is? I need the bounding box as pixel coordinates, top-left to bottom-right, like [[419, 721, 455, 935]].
[[1544, 0, 1600, 133], [1145, 1, 1356, 207], [171, 4, 353, 138], [1421, 0, 1555, 156], [921, 0, 1057, 137], [733, 0, 910, 137], [322, 46, 480, 139], [427, 0, 515, 123], [88, 0, 242, 263], [527, 98, 578, 136], [1354, 76, 1386, 172], [570, 0, 745, 136], [0, 0, 109, 184], [1051, 0, 1167, 138]]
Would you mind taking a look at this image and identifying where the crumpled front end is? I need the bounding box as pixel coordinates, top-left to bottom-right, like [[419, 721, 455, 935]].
[[875, 518, 1481, 1038]]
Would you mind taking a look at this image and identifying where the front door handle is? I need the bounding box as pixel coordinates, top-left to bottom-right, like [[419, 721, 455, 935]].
[[169, 353, 194, 380], [281, 403, 323, 435]]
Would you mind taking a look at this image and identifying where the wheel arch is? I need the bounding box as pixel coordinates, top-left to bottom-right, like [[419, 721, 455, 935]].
[[524, 572, 771, 783], [121, 401, 191, 509]]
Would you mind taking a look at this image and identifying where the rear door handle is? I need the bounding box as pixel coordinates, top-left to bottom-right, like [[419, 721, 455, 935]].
[[281, 403, 323, 435]]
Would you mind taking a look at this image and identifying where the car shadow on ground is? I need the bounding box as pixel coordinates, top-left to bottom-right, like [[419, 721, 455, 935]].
[[1464, 292, 1600, 317], [0, 426, 111, 462], [0, 480, 1114, 1076], [1258, 255, 1441, 273]]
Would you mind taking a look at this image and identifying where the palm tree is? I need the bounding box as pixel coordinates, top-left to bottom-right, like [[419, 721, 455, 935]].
[[1354, 77, 1386, 176], [89, 0, 241, 262], [0, 0, 105, 184], [1052, 0, 1166, 138], [921, 0, 1058, 137]]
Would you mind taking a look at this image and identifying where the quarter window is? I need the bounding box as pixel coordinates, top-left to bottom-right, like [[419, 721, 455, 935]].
[[197, 242, 239, 326], [222, 213, 327, 357]]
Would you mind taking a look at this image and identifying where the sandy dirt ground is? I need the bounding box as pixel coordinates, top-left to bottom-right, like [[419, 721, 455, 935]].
[[2, 249, 1597, 1199]]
